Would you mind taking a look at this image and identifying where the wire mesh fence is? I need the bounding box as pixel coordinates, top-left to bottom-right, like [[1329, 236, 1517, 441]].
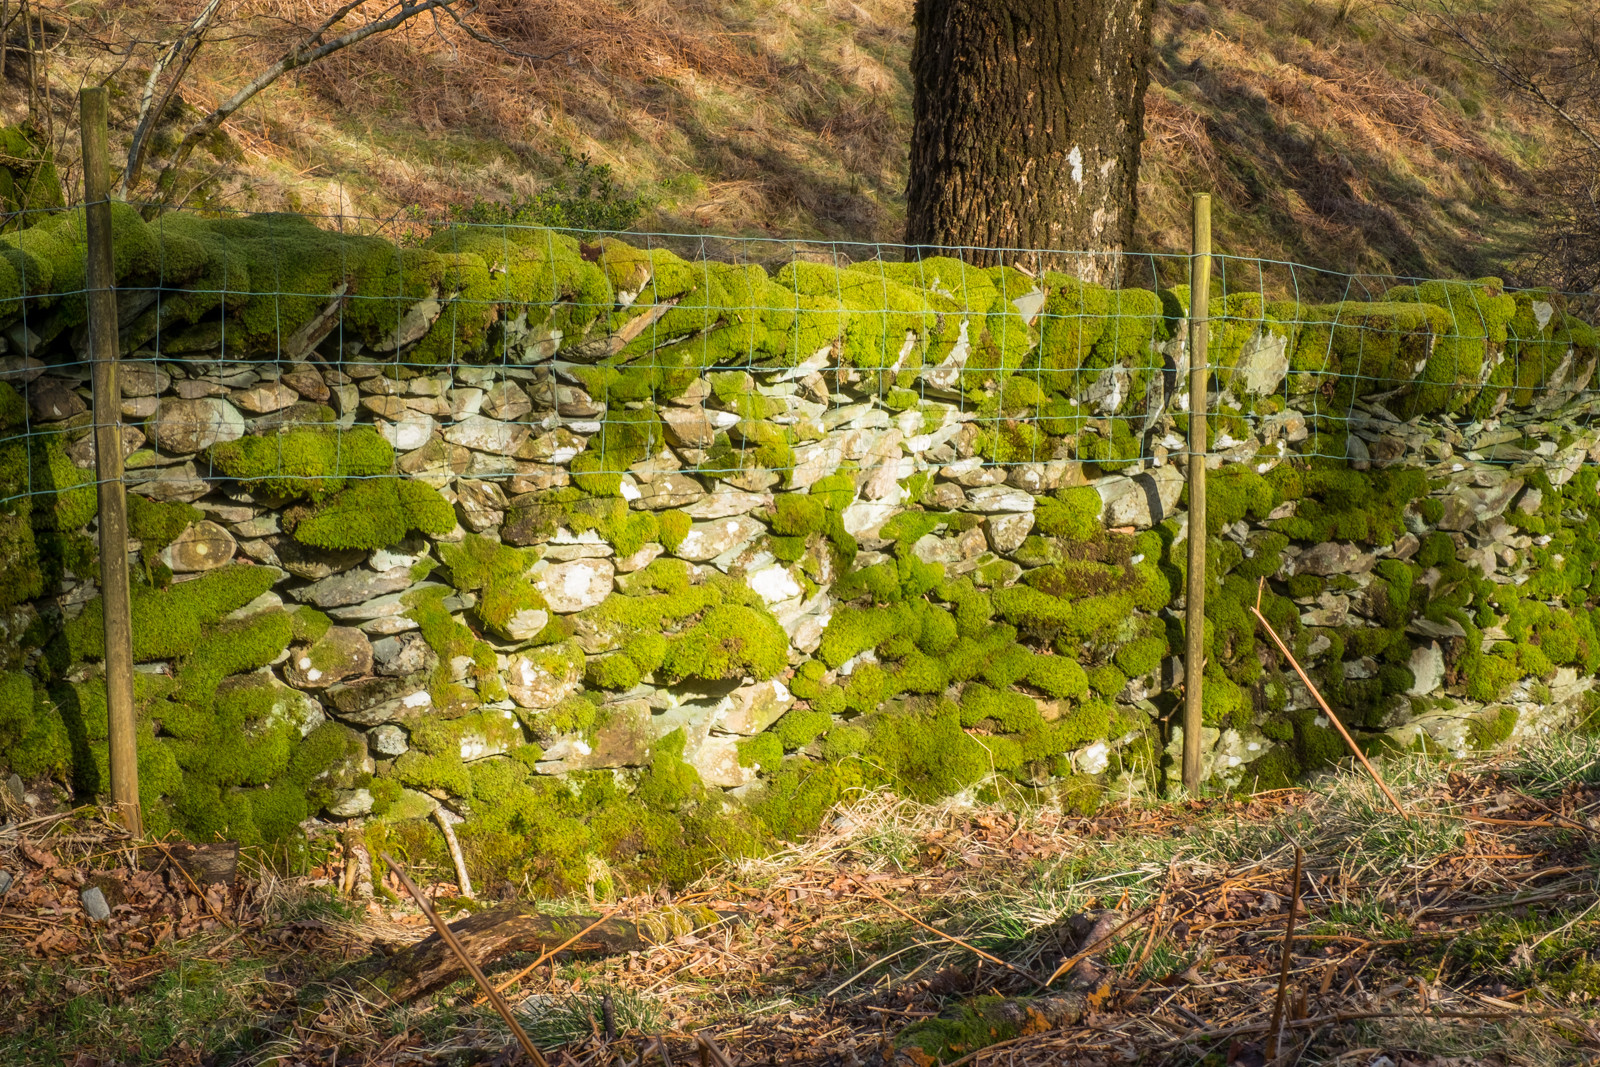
[[2, 201, 1599, 516]]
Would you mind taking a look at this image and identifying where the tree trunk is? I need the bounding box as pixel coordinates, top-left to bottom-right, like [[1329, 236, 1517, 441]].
[[905, 0, 1153, 283]]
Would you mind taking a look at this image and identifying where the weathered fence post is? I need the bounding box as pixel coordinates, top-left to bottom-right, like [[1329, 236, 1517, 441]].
[[80, 86, 142, 836], [1182, 192, 1212, 795]]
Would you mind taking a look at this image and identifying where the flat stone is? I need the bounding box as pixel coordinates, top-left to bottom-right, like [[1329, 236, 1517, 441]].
[[634, 472, 704, 510], [480, 381, 533, 421], [714, 679, 794, 735], [152, 397, 245, 453], [324, 674, 435, 726], [684, 488, 770, 520], [661, 406, 718, 449], [160, 520, 235, 572], [125, 461, 210, 502], [280, 369, 330, 402], [1231, 328, 1290, 395], [1293, 542, 1375, 577], [378, 414, 437, 452], [516, 428, 585, 464], [1438, 478, 1524, 532], [28, 379, 86, 421], [536, 557, 615, 613], [285, 626, 373, 688], [67, 424, 145, 469], [746, 562, 802, 604], [233, 382, 300, 413], [443, 414, 529, 454], [508, 464, 570, 494], [361, 394, 409, 420], [272, 539, 367, 580], [673, 516, 764, 562], [292, 564, 416, 609], [327, 788, 374, 818], [119, 363, 170, 397], [455, 479, 509, 532]]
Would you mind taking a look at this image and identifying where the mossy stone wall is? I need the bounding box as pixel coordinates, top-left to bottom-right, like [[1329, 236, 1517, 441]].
[[0, 210, 1597, 896]]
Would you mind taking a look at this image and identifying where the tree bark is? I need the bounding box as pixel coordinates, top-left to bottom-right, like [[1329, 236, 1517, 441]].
[[905, 0, 1153, 282]]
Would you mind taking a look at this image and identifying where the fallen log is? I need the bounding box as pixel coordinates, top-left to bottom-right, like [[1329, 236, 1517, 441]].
[[358, 903, 731, 1002]]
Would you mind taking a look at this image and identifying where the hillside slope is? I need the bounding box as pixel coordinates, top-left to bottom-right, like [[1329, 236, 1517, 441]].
[[10, 0, 1568, 289]]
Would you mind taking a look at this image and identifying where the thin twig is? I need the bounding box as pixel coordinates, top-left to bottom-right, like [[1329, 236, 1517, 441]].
[[379, 851, 551, 1067], [852, 879, 1050, 991], [1265, 845, 1305, 1062], [433, 807, 474, 900], [1252, 577, 1408, 819]]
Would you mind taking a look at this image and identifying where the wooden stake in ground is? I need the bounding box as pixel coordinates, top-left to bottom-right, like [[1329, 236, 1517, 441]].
[[1251, 577, 1408, 819], [1182, 191, 1213, 795], [80, 87, 142, 839], [1265, 845, 1304, 1062], [380, 852, 550, 1067]]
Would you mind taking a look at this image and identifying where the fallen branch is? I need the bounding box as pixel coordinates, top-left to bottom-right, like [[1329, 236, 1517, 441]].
[[432, 807, 473, 900], [380, 852, 550, 1067], [474, 906, 623, 1004], [1252, 577, 1408, 820]]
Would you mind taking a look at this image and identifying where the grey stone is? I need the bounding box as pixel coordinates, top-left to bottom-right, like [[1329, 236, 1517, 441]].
[[371, 631, 438, 676], [280, 368, 330, 402], [443, 413, 529, 454], [292, 564, 416, 608], [986, 512, 1035, 553], [0, 870, 11, 897], [272, 539, 367, 580], [28, 379, 86, 421], [1408, 641, 1445, 696], [378, 414, 437, 452], [455, 479, 509, 532], [481, 381, 534, 421], [152, 397, 245, 453], [327, 788, 374, 818], [125, 461, 210, 502], [285, 626, 373, 689], [159, 520, 235, 573], [1097, 466, 1183, 529], [713, 679, 795, 735], [370, 724, 409, 757], [1293, 541, 1375, 577], [1438, 478, 1524, 532], [79, 886, 111, 922], [324, 674, 435, 726], [1231, 328, 1290, 395], [67, 424, 144, 469], [684, 489, 771, 520], [119, 363, 170, 397], [673, 516, 764, 562]]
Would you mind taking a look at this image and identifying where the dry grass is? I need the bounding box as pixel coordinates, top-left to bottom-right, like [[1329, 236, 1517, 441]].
[[8, 736, 1600, 1064]]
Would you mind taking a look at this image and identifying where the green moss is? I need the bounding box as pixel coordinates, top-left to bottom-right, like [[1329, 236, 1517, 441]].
[[1114, 635, 1167, 678], [657, 509, 691, 552], [570, 407, 663, 496], [772, 494, 827, 536], [660, 604, 788, 682], [772, 707, 833, 750], [292, 477, 455, 550], [58, 563, 279, 667], [127, 495, 202, 558], [206, 427, 395, 501], [1034, 486, 1103, 541], [438, 533, 548, 640]]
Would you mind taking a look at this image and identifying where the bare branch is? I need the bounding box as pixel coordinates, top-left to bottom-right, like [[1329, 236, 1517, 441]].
[[120, 0, 224, 197], [146, 0, 473, 215]]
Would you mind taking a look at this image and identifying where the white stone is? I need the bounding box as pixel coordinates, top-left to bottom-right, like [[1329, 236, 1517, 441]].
[[378, 414, 437, 452], [537, 558, 616, 613], [746, 563, 802, 604], [674, 516, 764, 562], [1408, 641, 1445, 696], [963, 485, 1035, 513]]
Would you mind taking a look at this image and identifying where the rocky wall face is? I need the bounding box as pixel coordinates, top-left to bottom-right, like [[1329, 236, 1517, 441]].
[[1, 214, 1598, 895]]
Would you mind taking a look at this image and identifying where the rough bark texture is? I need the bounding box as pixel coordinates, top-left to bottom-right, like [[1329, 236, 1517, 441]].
[[905, 0, 1153, 281]]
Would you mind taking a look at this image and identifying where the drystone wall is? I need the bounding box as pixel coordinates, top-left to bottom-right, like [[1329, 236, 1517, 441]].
[[2, 206, 1599, 895]]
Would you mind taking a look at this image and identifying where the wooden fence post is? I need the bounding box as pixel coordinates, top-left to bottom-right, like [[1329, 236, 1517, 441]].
[[1182, 192, 1212, 796], [80, 86, 142, 837]]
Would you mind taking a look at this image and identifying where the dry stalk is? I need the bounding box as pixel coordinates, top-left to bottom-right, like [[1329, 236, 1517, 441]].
[[1265, 844, 1305, 1062], [1044, 905, 1156, 987], [433, 806, 474, 900], [1252, 577, 1408, 820], [379, 851, 550, 1067]]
